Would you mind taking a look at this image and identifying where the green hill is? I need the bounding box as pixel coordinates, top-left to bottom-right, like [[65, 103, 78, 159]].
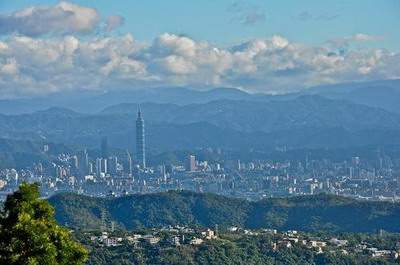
[[49, 191, 400, 233]]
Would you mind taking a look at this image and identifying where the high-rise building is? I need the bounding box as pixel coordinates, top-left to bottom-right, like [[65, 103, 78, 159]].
[[108, 156, 118, 175], [125, 150, 133, 176], [160, 164, 167, 181], [70, 155, 78, 169], [136, 107, 146, 168], [165, 164, 173, 174], [96, 158, 108, 176], [70, 155, 79, 175], [352, 156, 360, 166], [78, 149, 89, 176], [96, 158, 102, 176], [88, 162, 94, 175], [101, 159, 108, 174], [101, 136, 109, 159], [237, 160, 241, 171], [186, 155, 196, 172]]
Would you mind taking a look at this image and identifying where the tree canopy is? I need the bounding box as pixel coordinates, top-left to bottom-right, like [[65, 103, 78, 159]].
[[50, 191, 400, 233], [0, 183, 88, 265]]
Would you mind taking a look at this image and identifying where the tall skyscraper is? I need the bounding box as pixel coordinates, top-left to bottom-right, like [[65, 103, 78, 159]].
[[101, 136, 109, 159], [136, 107, 146, 168], [78, 149, 89, 176], [125, 150, 133, 176], [96, 158, 102, 176], [96, 158, 108, 176], [108, 156, 118, 175], [186, 155, 196, 172]]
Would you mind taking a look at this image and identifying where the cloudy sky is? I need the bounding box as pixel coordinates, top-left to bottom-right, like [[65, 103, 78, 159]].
[[0, 0, 399, 98]]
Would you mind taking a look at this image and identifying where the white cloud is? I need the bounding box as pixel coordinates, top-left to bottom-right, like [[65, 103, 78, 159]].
[[0, 32, 399, 98], [0, 2, 397, 98], [0, 58, 18, 75], [0, 1, 100, 36], [327, 33, 383, 50], [105, 15, 125, 32], [156, 55, 197, 75], [352, 33, 381, 42], [153, 33, 198, 57]]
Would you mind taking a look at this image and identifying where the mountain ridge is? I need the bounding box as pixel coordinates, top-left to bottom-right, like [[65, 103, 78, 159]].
[[1, 79, 399, 114], [1, 96, 400, 150], [49, 191, 400, 233]]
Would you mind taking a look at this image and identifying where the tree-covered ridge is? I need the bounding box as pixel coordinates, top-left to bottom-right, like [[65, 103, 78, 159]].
[[49, 191, 400, 233]]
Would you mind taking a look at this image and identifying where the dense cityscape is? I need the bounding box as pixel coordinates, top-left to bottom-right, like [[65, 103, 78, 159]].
[[1, 108, 399, 202]]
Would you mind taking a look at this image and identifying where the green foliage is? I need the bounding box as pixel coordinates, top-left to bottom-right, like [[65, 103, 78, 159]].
[[82, 233, 399, 265], [49, 191, 400, 233], [0, 183, 88, 265]]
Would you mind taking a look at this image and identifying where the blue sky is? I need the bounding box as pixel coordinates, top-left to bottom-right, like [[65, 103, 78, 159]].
[[1, 0, 399, 50], [0, 1, 399, 98]]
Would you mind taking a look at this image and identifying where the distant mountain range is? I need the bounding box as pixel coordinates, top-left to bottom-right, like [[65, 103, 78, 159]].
[[0, 79, 399, 114], [304, 79, 400, 114], [101, 96, 400, 133], [0, 79, 399, 153], [1, 94, 400, 152], [0, 86, 254, 114], [49, 191, 400, 233]]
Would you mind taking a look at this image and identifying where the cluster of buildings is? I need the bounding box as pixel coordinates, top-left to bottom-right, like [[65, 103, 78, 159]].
[[1, 109, 400, 201], [82, 226, 400, 260], [265, 229, 400, 259], [87, 226, 217, 248]]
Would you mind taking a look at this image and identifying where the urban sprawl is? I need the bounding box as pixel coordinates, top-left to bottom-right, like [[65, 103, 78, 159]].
[[1, 109, 399, 202]]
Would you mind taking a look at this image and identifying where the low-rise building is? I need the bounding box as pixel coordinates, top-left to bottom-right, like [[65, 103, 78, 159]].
[[142, 235, 160, 244], [190, 238, 204, 245], [202, 229, 217, 240], [329, 238, 348, 247]]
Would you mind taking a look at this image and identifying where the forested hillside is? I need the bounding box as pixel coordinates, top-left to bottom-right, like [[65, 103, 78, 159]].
[[49, 191, 400, 233]]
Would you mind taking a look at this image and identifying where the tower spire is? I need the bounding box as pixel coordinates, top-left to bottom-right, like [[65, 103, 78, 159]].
[[137, 104, 142, 119]]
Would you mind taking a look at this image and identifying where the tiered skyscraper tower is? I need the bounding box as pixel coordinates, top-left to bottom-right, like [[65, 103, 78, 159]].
[[136, 106, 146, 168]]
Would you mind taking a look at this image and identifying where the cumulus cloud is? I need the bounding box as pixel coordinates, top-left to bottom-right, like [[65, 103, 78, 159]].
[[327, 33, 383, 50], [0, 32, 399, 98], [351, 33, 382, 42], [0, 1, 101, 36], [0, 2, 397, 98], [105, 15, 125, 32]]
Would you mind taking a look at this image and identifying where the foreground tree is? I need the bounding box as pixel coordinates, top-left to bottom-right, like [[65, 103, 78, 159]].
[[0, 183, 88, 265]]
